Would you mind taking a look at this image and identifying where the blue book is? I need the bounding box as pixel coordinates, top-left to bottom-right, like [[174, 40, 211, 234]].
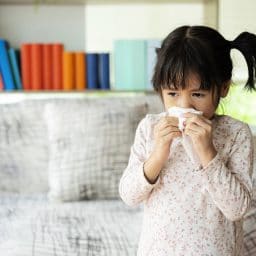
[[98, 53, 110, 89], [146, 39, 161, 90], [114, 40, 147, 90], [8, 48, 23, 90], [86, 53, 99, 89], [0, 39, 15, 90]]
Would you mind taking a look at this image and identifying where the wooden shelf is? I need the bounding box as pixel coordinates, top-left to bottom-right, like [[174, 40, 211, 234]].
[[0, 90, 157, 103], [0, 0, 207, 5], [0, 90, 155, 93], [0, 0, 86, 5]]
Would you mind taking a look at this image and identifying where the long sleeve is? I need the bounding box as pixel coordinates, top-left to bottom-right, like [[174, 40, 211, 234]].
[[199, 125, 254, 221], [119, 116, 160, 207]]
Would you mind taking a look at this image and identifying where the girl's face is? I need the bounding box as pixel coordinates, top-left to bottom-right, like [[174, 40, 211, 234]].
[[161, 74, 220, 120]]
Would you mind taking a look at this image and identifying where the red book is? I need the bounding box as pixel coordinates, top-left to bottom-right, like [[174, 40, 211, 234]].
[[42, 44, 53, 90], [31, 43, 43, 91], [52, 43, 64, 90], [21, 44, 32, 90], [0, 72, 4, 90]]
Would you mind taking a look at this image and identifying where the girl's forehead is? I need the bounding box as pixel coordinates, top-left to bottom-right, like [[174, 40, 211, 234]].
[[164, 73, 203, 90]]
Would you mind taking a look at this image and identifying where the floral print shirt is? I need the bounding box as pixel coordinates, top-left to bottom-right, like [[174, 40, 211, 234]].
[[119, 113, 254, 256]]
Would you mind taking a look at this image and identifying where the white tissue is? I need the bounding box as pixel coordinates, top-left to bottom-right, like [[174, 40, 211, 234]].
[[167, 106, 203, 166], [168, 106, 203, 131]]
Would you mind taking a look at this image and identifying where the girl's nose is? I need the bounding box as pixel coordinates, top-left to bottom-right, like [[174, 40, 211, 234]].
[[178, 96, 193, 109]]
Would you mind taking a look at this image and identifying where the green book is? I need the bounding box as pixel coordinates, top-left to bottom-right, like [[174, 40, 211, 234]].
[[114, 40, 147, 90]]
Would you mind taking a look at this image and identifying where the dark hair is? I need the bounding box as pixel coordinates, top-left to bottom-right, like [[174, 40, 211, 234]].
[[152, 25, 256, 99]]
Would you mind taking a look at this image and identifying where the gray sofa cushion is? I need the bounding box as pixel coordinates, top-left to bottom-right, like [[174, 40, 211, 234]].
[[0, 193, 142, 256], [0, 94, 162, 195], [0, 194, 255, 256], [0, 101, 49, 193], [44, 98, 149, 201]]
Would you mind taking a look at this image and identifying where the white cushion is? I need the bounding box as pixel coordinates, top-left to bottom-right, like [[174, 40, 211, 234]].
[[0, 101, 48, 193], [44, 98, 148, 201]]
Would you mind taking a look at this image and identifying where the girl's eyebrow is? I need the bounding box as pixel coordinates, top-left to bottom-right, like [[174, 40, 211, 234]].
[[189, 88, 204, 91], [167, 87, 203, 91]]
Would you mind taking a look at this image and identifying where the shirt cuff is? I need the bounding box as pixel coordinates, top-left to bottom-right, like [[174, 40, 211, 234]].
[[198, 152, 224, 181]]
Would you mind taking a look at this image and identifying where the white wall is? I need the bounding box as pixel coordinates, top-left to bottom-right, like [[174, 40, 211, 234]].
[[85, 2, 209, 52], [0, 1, 218, 52], [219, 0, 256, 38], [0, 5, 85, 51]]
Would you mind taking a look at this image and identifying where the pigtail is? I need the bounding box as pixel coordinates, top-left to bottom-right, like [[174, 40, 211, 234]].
[[230, 32, 256, 91]]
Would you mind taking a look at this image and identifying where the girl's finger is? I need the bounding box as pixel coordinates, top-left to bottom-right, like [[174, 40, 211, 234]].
[[185, 115, 211, 130], [159, 126, 181, 137], [185, 122, 205, 134], [159, 116, 179, 127], [183, 112, 212, 125], [164, 131, 182, 141], [184, 127, 199, 137]]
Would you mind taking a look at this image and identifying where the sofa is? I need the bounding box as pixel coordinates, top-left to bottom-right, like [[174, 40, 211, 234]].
[[0, 93, 255, 256]]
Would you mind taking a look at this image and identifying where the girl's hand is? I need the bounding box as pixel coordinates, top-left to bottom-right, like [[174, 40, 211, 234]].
[[152, 116, 182, 164], [183, 113, 217, 167]]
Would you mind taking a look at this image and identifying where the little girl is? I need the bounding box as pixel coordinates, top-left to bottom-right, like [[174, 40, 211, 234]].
[[119, 25, 255, 256]]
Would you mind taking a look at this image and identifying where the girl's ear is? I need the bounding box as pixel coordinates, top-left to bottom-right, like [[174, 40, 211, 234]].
[[220, 80, 231, 98]]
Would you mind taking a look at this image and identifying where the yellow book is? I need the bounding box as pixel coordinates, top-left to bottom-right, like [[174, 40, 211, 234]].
[[75, 52, 86, 90], [63, 52, 75, 91]]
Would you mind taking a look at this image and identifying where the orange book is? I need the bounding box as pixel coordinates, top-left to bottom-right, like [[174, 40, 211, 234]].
[[52, 43, 64, 90], [75, 52, 86, 90], [31, 44, 43, 91], [0, 72, 4, 90], [42, 44, 53, 90], [21, 44, 32, 90], [63, 52, 75, 91]]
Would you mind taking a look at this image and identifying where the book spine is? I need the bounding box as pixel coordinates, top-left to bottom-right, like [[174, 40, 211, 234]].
[[114, 40, 147, 90], [98, 53, 110, 89], [31, 43, 43, 91], [52, 43, 64, 90], [63, 51, 75, 91], [0, 71, 4, 90], [8, 48, 23, 90], [75, 52, 86, 91], [21, 44, 31, 90], [86, 53, 99, 89], [42, 44, 53, 90], [0, 39, 15, 90]]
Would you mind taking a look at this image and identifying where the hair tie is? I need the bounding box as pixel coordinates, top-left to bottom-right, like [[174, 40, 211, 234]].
[[229, 40, 236, 49]]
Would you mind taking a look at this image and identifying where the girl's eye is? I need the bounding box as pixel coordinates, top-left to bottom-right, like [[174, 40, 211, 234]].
[[192, 93, 205, 98], [167, 92, 178, 97]]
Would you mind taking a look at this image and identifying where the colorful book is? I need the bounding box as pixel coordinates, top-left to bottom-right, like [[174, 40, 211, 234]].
[[75, 52, 86, 90], [0, 39, 15, 90], [114, 40, 147, 90], [21, 44, 32, 90], [53, 43, 64, 90], [146, 39, 161, 90], [98, 53, 110, 89], [86, 53, 99, 89], [8, 48, 23, 90], [0, 71, 4, 90], [31, 44, 43, 90], [63, 51, 75, 91], [42, 44, 53, 90]]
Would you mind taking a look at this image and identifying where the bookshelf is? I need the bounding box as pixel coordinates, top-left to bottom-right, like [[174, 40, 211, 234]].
[[0, 90, 157, 104], [0, 0, 218, 96], [0, 0, 218, 5]]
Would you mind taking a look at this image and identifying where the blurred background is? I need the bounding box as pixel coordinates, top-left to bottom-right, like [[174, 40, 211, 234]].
[[0, 0, 255, 125]]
